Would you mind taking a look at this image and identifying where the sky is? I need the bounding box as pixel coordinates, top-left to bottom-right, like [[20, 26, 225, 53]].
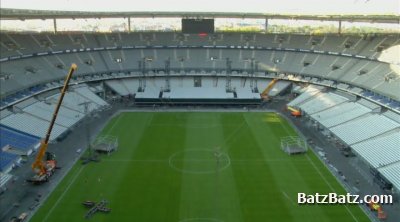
[[1, 0, 399, 15]]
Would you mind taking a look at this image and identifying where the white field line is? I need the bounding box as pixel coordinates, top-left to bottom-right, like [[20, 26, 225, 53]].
[[41, 114, 146, 221], [43, 166, 84, 222], [279, 116, 359, 222], [105, 114, 122, 134], [281, 191, 296, 206], [145, 113, 154, 127], [222, 122, 247, 151], [306, 155, 359, 222]]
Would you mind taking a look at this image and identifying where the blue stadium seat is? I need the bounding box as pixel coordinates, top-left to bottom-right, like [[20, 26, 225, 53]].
[[0, 150, 19, 172], [0, 125, 40, 152]]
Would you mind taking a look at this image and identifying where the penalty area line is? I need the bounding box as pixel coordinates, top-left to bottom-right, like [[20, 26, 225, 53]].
[[43, 166, 85, 222], [278, 115, 358, 221], [105, 114, 122, 134], [306, 155, 359, 222], [281, 191, 296, 206]]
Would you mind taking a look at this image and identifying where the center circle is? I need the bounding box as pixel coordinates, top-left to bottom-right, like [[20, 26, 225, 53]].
[[169, 149, 231, 174]]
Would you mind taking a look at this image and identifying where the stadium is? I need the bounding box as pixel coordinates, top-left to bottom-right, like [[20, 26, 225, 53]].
[[0, 0, 399, 221]]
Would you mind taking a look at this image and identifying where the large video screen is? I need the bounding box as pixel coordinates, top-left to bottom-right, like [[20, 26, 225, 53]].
[[182, 19, 214, 34]]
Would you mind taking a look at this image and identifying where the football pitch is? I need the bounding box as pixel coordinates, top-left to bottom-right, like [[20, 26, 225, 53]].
[[31, 112, 369, 222]]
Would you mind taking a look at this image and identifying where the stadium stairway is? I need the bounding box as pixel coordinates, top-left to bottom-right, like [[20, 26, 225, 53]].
[[0, 173, 12, 188]]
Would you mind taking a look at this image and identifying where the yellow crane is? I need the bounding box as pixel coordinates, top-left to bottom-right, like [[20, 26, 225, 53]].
[[29, 64, 77, 184], [260, 78, 279, 100]]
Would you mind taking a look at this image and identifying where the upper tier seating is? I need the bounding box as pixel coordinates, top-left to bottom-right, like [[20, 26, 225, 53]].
[[2, 33, 397, 59], [1, 32, 399, 101]]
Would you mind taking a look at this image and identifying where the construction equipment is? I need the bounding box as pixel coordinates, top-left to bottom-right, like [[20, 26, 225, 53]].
[[260, 78, 278, 100], [9, 212, 28, 222], [368, 200, 387, 220], [287, 106, 302, 117], [83, 200, 111, 219], [28, 64, 77, 184]]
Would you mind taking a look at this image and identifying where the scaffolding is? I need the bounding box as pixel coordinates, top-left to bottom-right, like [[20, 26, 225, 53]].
[[92, 135, 119, 154]]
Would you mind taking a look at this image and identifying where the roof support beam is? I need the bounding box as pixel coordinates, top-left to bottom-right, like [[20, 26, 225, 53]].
[[128, 17, 131, 33], [53, 18, 57, 34]]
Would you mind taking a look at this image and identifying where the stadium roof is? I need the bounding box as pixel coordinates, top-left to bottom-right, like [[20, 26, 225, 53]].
[[1, 8, 399, 24]]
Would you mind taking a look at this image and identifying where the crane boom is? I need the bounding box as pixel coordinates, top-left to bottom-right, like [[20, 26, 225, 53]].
[[260, 79, 279, 101], [261, 79, 279, 97], [287, 106, 302, 117], [31, 64, 77, 175]]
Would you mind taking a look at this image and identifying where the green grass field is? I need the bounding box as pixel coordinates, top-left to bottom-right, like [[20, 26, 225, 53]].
[[31, 112, 369, 222]]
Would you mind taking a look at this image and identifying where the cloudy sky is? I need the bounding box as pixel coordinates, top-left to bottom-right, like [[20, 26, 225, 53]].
[[1, 0, 399, 15]]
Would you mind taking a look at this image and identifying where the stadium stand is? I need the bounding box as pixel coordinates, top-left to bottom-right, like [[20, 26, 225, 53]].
[[49, 93, 89, 114], [0, 172, 13, 188], [298, 92, 349, 114], [105, 77, 289, 100], [164, 87, 234, 99], [13, 97, 38, 110], [1, 113, 68, 140], [23, 102, 77, 128], [74, 86, 108, 107], [329, 113, 400, 145], [2, 33, 398, 59], [105, 80, 126, 96], [267, 81, 291, 96], [351, 131, 400, 168], [49, 86, 107, 113], [0, 85, 108, 141], [310, 102, 372, 128], [1, 33, 399, 103], [287, 85, 324, 107], [287, 85, 400, 193], [358, 98, 382, 111], [0, 150, 21, 173], [105, 80, 132, 96], [383, 110, 400, 123], [336, 83, 350, 90], [235, 88, 260, 99], [135, 86, 160, 99], [0, 125, 40, 156], [0, 110, 13, 119], [378, 162, 400, 194]]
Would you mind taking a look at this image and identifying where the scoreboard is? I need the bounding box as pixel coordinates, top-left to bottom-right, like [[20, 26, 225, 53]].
[[182, 19, 214, 34]]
